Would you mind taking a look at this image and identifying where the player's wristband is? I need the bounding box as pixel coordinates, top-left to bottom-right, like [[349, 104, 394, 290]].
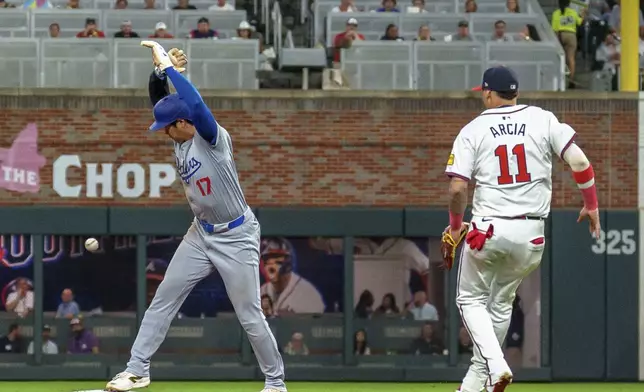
[[572, 165, 598, 210], [154, 67, 166, 80], [449, 212, 463, 230]]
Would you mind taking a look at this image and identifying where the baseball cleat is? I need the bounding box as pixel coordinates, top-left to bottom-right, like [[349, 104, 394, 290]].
[[105, 372, 150, 391], [492, 372, 513, 392], [260, 389, 287, 392]]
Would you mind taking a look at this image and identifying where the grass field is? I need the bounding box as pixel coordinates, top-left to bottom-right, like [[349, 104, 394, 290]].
[[1, 382, 643, 392]]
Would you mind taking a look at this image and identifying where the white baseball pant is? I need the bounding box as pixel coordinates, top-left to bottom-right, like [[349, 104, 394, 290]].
[[456, 216, 545, 392]]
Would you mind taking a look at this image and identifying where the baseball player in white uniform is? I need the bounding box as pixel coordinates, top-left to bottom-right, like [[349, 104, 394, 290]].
[[444, 66, 600, 392]]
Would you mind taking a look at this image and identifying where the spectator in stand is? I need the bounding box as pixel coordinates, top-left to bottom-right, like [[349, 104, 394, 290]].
[[444, 20, 473, 41], [67, 318, 99, 354], [49, 23, 60, 37], [354, 329, 371, 356], [353, 289, 374, 319], [491, 20, 513, 41], [407, 0, 427, 13], [381, 23, 404, 41], [414, 24, 435, 41], [374, 293, 401, 316], [261, 294, 276, 319], [333, 17, 365, 63], [56, 289, 80, 319], [374, 0, 399, 12], [519, 24, 540, 41], [594, 31, 620, 90], [66, 0, 79, 8], [406, 290, 439, 321], [458, 326, 473, 354], [76, 18, 105, 38], [552, 0, 584, 87], [0, 324, 23, 353], [5, 278, 34, 319], [209, 0, 234, 10], [331, 0, 357, 13], [114, 0, 128, 8], [0, 0, 16, 7], [149, 22, 174, 38], [114, 20, 139, 37], [173, 0, 196, 9], [190, 17, 218, 38], [410, 323, 443, 355], [507, 0, 519, 13], [144, 0, 156, 8], [609, 0, 644, 33], [465, 0, 477, 13], [27, 325, 58, 355], [283, 332, 309, 355]]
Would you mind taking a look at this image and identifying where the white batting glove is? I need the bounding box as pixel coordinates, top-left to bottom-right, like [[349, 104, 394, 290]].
[[141, 40, 174, 71]]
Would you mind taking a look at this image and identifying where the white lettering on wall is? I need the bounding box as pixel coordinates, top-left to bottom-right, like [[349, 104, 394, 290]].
[[52, 155, 176, 198]]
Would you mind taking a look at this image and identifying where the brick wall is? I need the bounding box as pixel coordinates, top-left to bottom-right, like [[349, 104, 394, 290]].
[[0, 90, 637, 208]]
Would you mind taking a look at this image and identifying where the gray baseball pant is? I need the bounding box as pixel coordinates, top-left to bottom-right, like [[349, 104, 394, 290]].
[[125, 216, 285, 390]]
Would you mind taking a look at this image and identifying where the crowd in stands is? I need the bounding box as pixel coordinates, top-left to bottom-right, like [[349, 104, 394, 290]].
[[329, 0, 540, 69], [0, 282, 100, 355]]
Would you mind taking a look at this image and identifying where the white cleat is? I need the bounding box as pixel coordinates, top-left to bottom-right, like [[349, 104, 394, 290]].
[[105, 371, 151, 391], [260, 389, 287, 392]]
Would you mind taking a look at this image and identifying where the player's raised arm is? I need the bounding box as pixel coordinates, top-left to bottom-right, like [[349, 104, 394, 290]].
[[148, 70, 170, 106], [141, 41, 219, 145], [148, 48, 187, 106], [549, 117, 600, 237]]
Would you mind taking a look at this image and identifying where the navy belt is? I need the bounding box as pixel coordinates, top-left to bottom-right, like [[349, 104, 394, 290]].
[[199, 214, 245, 234]]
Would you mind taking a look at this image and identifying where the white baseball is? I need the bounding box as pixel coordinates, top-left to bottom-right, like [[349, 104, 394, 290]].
[[85, 238, 99, 252]]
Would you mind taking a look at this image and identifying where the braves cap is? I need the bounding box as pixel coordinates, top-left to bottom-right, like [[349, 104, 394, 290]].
[[472, 66, 519, 92], [149, 93, 191, 131]]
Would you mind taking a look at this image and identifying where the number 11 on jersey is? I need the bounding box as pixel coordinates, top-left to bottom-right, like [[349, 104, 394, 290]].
[[494, 143, 532, 185]]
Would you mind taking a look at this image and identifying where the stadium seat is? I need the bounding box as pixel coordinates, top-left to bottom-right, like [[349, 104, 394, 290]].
[[186, 39, 259, 89], [103, 10, 174, 37], [0, 38, 39, 88], [114, 39, 184, 87], [414, 41, 485, 91], [0, 9, 30, 38], [41, 38, 113, 88], [172, 10, 247, 39], [31, 9, 103, 38], [341, 41, 413, 90]]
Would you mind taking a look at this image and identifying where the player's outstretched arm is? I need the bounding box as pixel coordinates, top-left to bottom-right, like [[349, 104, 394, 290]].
[[562, 143, 601, 238], [148, 70, 170, 106], [141, 41, 218, 144], [164, 67, 219, 144]]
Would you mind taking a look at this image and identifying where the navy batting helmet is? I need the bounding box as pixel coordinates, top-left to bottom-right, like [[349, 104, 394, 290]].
[[260, 237, 296, 275]]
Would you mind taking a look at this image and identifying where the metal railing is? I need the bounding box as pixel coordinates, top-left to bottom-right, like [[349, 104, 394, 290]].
[[0, 37, 260, 89], [341, 41, 565, 91]]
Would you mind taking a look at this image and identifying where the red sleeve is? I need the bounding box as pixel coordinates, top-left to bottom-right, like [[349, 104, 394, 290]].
[[168, 34, 174, 38], [358, 33, 365, 40], [76, 32, 84, 38], [189, 30, 195, 38], [98, 31, 105, 37], [333, 32, 344, 47]]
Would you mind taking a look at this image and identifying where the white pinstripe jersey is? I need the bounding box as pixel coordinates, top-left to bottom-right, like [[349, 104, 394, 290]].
[[445, 104, 576, 218]]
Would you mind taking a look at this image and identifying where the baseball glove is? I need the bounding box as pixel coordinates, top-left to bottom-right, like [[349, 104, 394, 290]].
[[440, 223, 469, 270]]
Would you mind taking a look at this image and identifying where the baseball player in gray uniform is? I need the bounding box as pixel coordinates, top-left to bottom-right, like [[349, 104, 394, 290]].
[[106, 42, 286, 392]]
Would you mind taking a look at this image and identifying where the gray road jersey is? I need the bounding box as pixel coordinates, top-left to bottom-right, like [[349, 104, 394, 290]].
[[174, 125, 248, 224]]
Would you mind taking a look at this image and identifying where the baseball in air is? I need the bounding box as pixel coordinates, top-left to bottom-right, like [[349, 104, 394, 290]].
[[85, 238, 99, 252]]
